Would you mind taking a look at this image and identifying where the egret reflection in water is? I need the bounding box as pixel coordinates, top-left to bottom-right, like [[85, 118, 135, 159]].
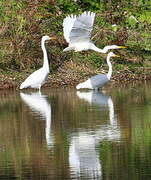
[[69, 132, 102, 179], [77, 90, 121, 139], [20, 92, 53, 148], [69, 91, 121, 178], [77, 91, 117, 125]]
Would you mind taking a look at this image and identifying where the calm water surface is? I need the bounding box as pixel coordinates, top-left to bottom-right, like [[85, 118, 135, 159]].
[[0, 81, 151, 179]]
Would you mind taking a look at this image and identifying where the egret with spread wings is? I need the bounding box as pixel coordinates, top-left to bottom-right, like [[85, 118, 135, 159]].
[[63, 11, 125, 53]]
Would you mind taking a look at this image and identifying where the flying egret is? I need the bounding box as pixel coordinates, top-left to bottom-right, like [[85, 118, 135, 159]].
[[76, 52, 119, 90], [63, 11, 125, 52], [20, 35, 55, 91]]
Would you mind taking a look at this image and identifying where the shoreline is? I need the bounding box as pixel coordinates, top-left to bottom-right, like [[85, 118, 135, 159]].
[[0, 68, 151, 90]]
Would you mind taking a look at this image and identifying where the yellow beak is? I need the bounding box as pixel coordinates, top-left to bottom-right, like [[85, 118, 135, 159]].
[[49, 36, 57, 40], [114, 54, 120, 57], [118, 46, 127, 49]]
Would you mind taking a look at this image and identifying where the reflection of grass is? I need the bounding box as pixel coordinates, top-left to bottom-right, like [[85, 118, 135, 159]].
[[0, 82, 151, 178], [99, 82, 151, 179], [0, 96, 54, 179]]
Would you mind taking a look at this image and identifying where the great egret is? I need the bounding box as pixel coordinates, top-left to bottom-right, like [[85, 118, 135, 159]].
[[76, 52, 118, 90], [20, 35, 54, 91], [63, 11, 125, 52]]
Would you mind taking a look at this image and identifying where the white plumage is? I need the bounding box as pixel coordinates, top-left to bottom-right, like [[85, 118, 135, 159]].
[[63, 14, 77, 43], [20, 35, 53, 91], [76, 52, 118, 90], [63, 11, 125, 53], [20, 68, 49, 90], [76, 74, 109, 90]]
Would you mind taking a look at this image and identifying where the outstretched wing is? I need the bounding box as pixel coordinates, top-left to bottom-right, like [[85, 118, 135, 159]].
[[69, 11, 95, 44], [63, 11, 95, 44], [63, 15, 77, 43]]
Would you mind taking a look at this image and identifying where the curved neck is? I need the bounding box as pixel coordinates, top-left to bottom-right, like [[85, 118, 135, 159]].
[[90, 44, 117, 54], [41, 39, 49, 71], [106, 54, 112, 79], [90, 44, 110, 53]]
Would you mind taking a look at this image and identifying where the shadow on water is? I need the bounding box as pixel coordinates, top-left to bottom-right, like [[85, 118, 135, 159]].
[[0, 81, 150, 179]]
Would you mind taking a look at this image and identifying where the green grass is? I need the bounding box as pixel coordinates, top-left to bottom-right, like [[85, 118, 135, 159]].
[[0, 0, 151, 74]]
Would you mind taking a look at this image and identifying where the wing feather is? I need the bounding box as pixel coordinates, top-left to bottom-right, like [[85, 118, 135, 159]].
[[63, 11, 95, 44], [63, 14, 76, 43], [90, 74, 109, 88], [69, 11, 96, 43]]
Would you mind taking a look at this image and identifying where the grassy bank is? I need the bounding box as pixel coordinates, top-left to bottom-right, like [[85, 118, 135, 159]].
[[0, 0, 151, 89]]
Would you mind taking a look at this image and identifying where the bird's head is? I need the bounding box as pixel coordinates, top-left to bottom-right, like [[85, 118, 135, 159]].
[[108, 45, 126, 50], [102, 45, 126, 53], [108, 52, 120, 58], [42, 35, 56, 41]]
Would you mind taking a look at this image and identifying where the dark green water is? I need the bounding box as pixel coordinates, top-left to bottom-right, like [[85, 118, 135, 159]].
[[0, 81, 151, 179]]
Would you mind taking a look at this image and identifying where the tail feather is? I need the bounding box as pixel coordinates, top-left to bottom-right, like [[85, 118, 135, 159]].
[[63, 46, 74, 52], [76, 79, 93, 90], [76, 83, 81, 90], [76, 82, 87, 89], [20, 83, 26, 89]]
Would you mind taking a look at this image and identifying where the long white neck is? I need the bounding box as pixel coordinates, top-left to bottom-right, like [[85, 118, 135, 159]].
[[90, 44, 110, 53], [41, 39, 49, 71], [106, 54, 112, 80], [90, 44, 117, 54]]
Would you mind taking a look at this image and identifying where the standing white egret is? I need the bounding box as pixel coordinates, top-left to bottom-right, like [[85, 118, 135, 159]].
[[20, 35, 55, 91], [63, 11, 125, 52], [76, 52, 119, 90]]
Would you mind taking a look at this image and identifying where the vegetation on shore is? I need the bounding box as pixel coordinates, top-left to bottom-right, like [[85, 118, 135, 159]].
[[0, 0, 151, 89]]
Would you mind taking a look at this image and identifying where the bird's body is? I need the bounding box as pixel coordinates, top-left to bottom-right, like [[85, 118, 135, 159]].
[[64, 41, 93, 52], [20, 35, 52, 91], [20, 67, 49, 89], [63, 11, 125, 53], [76, 52, 118, 90], [76, 74, 109, 90]]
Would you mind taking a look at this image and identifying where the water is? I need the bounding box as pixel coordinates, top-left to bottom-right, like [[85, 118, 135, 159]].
[[0, 81, 151, 179]]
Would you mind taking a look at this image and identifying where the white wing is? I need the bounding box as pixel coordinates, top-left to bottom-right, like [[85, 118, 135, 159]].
[[63, 11, 95, 44], [89, 74, 109, 88], [63, 15, 77, 43], [20, 68, 49, 89], [69, 11, 95, 44]]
